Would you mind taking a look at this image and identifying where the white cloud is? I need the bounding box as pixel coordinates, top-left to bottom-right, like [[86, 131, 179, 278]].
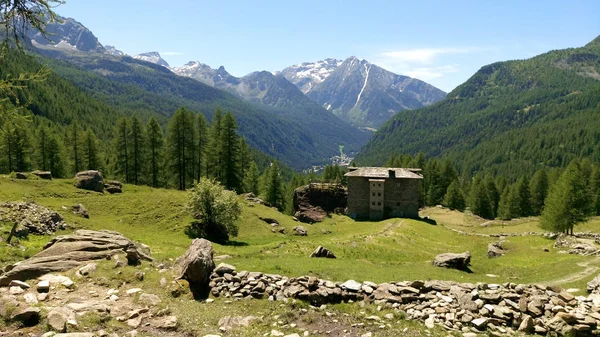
[[405, 65, 459, 81], [160, 51, 184, 56], [380, 47, 486, 64]]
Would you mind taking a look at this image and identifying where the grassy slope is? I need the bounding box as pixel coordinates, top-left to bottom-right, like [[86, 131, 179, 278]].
[[1, 177, 597, 289]]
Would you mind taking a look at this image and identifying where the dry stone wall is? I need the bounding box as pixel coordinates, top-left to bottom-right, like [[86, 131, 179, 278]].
[[209, 264, 600, 336]]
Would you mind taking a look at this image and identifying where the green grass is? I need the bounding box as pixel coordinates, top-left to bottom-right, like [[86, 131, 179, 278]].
[[0, 176, 599, 288]]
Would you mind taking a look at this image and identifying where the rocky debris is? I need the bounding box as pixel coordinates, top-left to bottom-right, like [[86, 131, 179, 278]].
[[555, 234, 600, 256], [244, 192, 269, 206], [293, 183, 347, 223], [214, 263, 236, 276], [174, 238, 215, 299], [151, 315, 178, 330], [218, 315, 258, 331], [488, 241, 506, 258], [293, 226, 307, 236], [259, 217, 279, 226], [0, 201, 67, 235], [209, 265, 600, 336], [74, 170, 104, 192], [588, 274, 600, 294], [76, 263, 97, 277], [310, 246, 336, 259], [32, 170, 52, 180], [433, 251, 471, 270], [104, 180, 123, 194], [0, 230, 152, 285], [15, 172, 28, 179], [47, 307, 76, 332], [72, 204, 89, 218]]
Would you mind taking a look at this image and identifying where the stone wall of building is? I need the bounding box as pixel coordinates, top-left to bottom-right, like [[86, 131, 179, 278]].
[[347, 177, 420, 220]]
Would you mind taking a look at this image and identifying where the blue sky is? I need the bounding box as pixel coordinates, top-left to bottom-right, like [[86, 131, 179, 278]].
[[57, 0, 600, 92]]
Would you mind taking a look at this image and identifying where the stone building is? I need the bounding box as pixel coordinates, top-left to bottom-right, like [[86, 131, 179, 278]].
[[345, 167, 422, 220]]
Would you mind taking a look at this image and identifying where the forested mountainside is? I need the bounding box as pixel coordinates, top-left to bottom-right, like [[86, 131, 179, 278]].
[[30, 48, 368, 169], [357, 36, 600, 178]]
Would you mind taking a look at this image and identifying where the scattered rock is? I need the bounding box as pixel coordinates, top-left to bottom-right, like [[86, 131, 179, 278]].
[[214, 263, 236, 276], [76, 263, 97, 276], [433, 251, 471, 270], [259, 217, 279, 226], [587, 273, 600, 294], [174, 238, 215, 299], [104, 180, 123, 194], [32, 170, 52, 180], [47, 307, 75, 332], [72, 204, 89, 219], [152, 315, 178, 330], [10, 307, 40, 326], [293, 226, 307, 236], [487, 241, 506, 258], [9, 280, 30, 289], [0, 201, 67, 235], [15, 172, 27, 179], [218, 315, 258, 331], [310, 246, 336, 258]]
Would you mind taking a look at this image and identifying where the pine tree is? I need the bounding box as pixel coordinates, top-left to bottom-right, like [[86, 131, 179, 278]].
[[195, 113, 208, 181], [167, 108, 188, 190], [469, 174, 494, 219], [516, 176, 532, 217], [1, 123, 30, 173], [220, 112, 240, 191], [129, 116, 145, 185], [36, 125, 50, 171], [443, 180, 466, 211], [239, 137, 250, 184], [82, 129, 101, 170], [541, 161, 593, 234], [425, 159, 444, 206], [146, 117, 163, 188], [243, 161, 260, 195], [264, 161, 285, 211], [485, 175, 500, 218], [207, 109, 223, 180], [70, 122, 83, 174], [530, 168, 549, 215], [498, 184, 521, 220], [46, 134, 66, 178], [114, 118, 130, 182], [592, 166, 600, 216]]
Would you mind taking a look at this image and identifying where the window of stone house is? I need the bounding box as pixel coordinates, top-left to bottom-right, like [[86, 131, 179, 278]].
[[377, 192, 381, 196], [377, 202, 381, 206]]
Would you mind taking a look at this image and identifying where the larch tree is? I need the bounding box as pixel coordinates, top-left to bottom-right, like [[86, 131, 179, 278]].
[[541, 161, 593, 234], [207, 109, 223, 180], [36, 124, 49, 171], [530, 168, 549, 215], [220, 112, 240, 191], [82, 129, 101, 170], [444, 180, 466, 211], [516, 176, 532, 217], [70, 122, 83, 173], [114, 118, 130, 182], [146, 117, 163, 188], [243, 161, 259, 195], [264, 161, 285, 211], [129, 116, 145, 185], [195, 113, 208, 181], [592, 165, 600, 216], [238, 137, 250, 186], [46, 134, 65, 178]]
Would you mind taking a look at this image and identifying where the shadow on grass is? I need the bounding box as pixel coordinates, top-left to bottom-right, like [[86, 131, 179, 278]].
[[223, 240, 248, 247], [184, 222, 248, 246]]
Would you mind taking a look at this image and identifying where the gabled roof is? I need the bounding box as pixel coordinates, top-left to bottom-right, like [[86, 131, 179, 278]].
[[344, 167, 423, 179]]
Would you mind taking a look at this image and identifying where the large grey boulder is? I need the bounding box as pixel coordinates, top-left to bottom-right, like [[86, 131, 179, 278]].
[[433, 251, 471, 270], [310, 246, 336, 258], [74, 170, 104, 192], [0, 230, 152, 286], [174, 238, 215, 299], [487, 241, 506, 258], [31, 170, 52, 180], [104, 180, 122, 194]]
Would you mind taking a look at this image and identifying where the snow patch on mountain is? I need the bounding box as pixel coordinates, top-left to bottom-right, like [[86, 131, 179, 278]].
[[133, 52, 170, 68], [105, 45, 125, 56], [279, 58, 343, 93]]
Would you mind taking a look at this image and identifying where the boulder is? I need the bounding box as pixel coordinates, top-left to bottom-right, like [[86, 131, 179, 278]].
[[174, 238, 215, 299], [293, 226, 307, 236], [104, 180, 122, 194], [218, 315, 258, 331], [258, 217, 279, 226], [11, 307, 40, 326], [214, 263, 236, 276], [487, 241, 506, 258], [32, 170, 52, 180], [433, 251, 471, 270], [47, 307, 75, 332], [587, 273, 600, 294], [72, 204, 89, 219], [15, 172, 27, 179], [310, 246, 336, 259], [0, 230, 152, 286], [74, 170, 104, 192], [293, 183, 347, 223]]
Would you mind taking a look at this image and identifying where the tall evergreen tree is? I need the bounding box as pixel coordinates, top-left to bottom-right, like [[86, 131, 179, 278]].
[[541, 161, 593, 234], [469, 174, 494, 219], [46, 134, 66, 178], [219, 112, 240, 191], [195, 113, 208, 181], [114, 118, 130, 182], [264, 161, 285, 211], [498, 184, 521, 220], [167, 108, 189, 190], [424, 159, 444, 206], [592, 166, 600, 216], [243, 161, 260, 195], [530, 168, 549, 215], [239, 137, 250, 184], [485, 175, 500, 218], [443, 180, 466, 211], [207, 109, 223, 180], [70, 122, 83, 174], [129, 116, 145, 185], [36, 125, 50, 171], [516, 176, 532, 217], [146, 117, 163, 188], [82, 129, 101, 170]]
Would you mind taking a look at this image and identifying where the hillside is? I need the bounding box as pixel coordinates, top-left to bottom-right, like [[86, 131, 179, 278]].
[[357, 36, 600, 177]]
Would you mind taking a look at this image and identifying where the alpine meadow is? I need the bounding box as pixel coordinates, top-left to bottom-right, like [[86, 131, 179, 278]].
[[1, 1, 600, 337]]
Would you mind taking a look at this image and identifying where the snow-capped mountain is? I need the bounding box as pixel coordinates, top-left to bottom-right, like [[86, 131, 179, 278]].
[[133, 52, 170, 68], [278, 58, 343, 94], [286, 57, 447, 128], [26, 15, 104, 53], [105, 45, 125, 57]]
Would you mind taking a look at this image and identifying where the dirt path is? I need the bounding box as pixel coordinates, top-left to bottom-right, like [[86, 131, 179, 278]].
[[544, 257, 600, 286]]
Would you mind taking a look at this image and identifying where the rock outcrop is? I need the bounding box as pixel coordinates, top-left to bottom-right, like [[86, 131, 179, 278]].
[[72, 204, 89, 218], [488, 241, 506, 258], [104, 180, 123, 194], [293, 183, 347, 223], [433, 252, 471, 270], [174, 238, 215, 299], [74, 170, 104, 192], [31, 170, 52, 180], [293, 226, 307, 236], [0, 230, 152, 285], [0, 201, 67, 235], [310, 246, 336, 259]]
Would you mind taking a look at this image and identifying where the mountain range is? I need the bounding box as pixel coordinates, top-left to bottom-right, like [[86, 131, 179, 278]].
[[357, 35, 600, 178]]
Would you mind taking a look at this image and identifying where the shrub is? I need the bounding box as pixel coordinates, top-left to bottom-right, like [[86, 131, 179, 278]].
[[186, 178, 242, 244]]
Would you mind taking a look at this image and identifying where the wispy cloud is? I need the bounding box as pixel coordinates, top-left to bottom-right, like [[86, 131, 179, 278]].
[[380, 47, 487, 64], [405, 65, 459, 80], [160, 51, 184, 56]]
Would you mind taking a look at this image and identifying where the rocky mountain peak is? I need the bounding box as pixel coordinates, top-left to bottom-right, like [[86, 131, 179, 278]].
[[133, 52, 170, 68], [26, 14, 104, 53], [104, 45, 125, 57]]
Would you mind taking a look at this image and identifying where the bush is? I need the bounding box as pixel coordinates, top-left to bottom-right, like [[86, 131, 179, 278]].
[[186, 178, 242, 244]]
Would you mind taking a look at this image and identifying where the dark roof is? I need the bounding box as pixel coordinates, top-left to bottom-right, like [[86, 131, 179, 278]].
[[344, 167, 423, 179]]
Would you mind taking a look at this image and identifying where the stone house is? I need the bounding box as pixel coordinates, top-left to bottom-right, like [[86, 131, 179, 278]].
[[344, 167, 422, 220]]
